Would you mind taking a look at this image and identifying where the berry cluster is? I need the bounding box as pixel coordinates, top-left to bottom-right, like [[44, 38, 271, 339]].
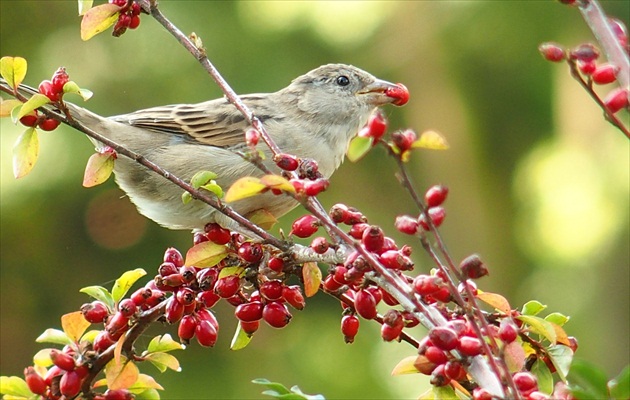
[[19, 67, 71, 131], [539, 17, 629, 115], [109, 0, 142, 37]]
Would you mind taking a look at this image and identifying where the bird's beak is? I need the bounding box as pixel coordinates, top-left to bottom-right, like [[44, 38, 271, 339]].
[[358, 79, 409, 107]]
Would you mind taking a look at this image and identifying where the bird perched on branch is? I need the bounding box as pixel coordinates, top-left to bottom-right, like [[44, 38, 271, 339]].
[[1, 64, 408, 231]]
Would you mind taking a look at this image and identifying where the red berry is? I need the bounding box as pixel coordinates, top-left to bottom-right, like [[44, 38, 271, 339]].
[[419, 207, 446, 230], [245, 128, 260, 147], [329, 203, 349, 223], [274, 153, 299, 171], [513, 372, 538, 395], [240, 320, 260, 335], [235, 301, 264, 322], [175, 287, 196, 307], [394, 215, 419, 235], [444, 361, 466, 381], [569, 43, 600, 62], [39, 118, 60, 132], [429, 327, 458, 351], [81, 301, 110, 324], [366, 111, 388, 140], [129, 15, 140, 29], [159, 273, 185, 288], [413, 275, 442, 296], [24, 366, 47, 395], [19, 114, 39, 127], [104, 389, 133, 400], [459, 254, 489, 279], [498, 319, 519, 343], [262, 302, 292, 328], [163, 247, 184, 268], [528, 391, 551, 400], [538, 42, 566, 62], [362, 225, 385, 253], [195, 320, 218, 347], [282, 285, 305, 310], [430, 364, 450, 387], [118, 298, 137, 318], [51, 67, 69, 93], [472, 388, 493, 400], [348, 222, 369, 239], [196, 290, 220, 308], [424, 345, 448, 365], [568, 336, 578, 353], [204, 223, 231, 245], [379, 250, 413, 270], [578, 60, 596, 75], [92, 330, 116, 353], [310, 236, 329, 254], [178, 314, 198, 342], [354, 289, 377, 320], [425, 185, 449, 207], [193, 232, 209, 244], [392, 129, 416, 152], [130, 287, 152, 307], [609, 18, 628, 47], [385, 83, 410, 106], [303, 178, 329, 196], [214, 275, 240, 298], [196, 307, 219, 327], [323, 274, 343, 291], [38, 80, 60, 102], [380, 321, 403, 342], [196, 267, 219, 291], [259, 280, 283, 301], [238, 242, 263, 263], [290, 215, 320, 238], [60, 370, 81, 398], [343, 209, 366, 225], [159, 261, 178, 277], [165, 297, 185, 324], [457, 336, 483, 356], [604, 87, 629, 113], [332, 266, 349, 284], [267, 257, 285, 273], [380, 288, 399, 306], [592, 63, 619, 84], [341, 314, 360, 343]]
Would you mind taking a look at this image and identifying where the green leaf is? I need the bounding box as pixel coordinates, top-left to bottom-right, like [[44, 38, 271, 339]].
[[190, 170, 218, 189], [252, 379, 325, 400], [16, 94, 50, 120], [547, 344, 573, 382], [81, 3, 121, 41], [78, 0, 94, 16], [230, 323, 253, 351], [521, 300, 546, 316], [185, 241, 229, 267], [63, 81, 93, 101], [201, 181, 223, 198], [516, 315, 556, 343], [0, 376, 32, 397], [252, 379, 292, 395], [35, 328, 72, 346], [431, 385, 458, 400], [144, 352, 181, 373], [12, 127, 39, 179], [181, 191, 193, 204], [608, 365, 630, 400], [544, 312, 570, 327], [83, 150, 115, 187], [79, 285, 114, 310], [218, 266, 245, 279], [112, 268, 146, 303], [531, 359, 554, 394], [391, 356, 421, 376], [346, 136, 372, 162], [0, 56, 27, 90], [568, 359, 609, 400], [135, 388, 161, 400], [146, 334, 184, 354]]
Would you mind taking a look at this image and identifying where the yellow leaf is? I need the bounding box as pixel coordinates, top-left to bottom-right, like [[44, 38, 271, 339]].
[[302, 262, 321, 297], [390, 355, 420, 375], [32, 349, 54, 367], [112, 268, 147, 303], [83, 151, 115, 187], [144, 352, 181, 373], [476, 290, 511, 314], [218, 266, 245, 279], [12, 127, 39, 179], [411, 130, 449, 150], [224, 176, 266, 202], [81, 3, 121, 41], [0, 56, 27, 90], [105, 357, 139, 390], [260, 174, 295, 193], [61, 311, 91, 343], [0, 99, 22, 117], [248, 209, 278, 230], [184, 241, 229, 267], [129, 374, 164, 392]]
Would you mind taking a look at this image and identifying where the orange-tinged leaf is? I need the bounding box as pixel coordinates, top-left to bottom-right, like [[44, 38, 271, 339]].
[[302, 262, 321, 297], [503, 341, 526, 372], [129, 374, 164, 392], [248, 209, 278, 230], [105, 357, 139, 390], [346, 136, 372, 162], [0, 56, 27, 90], [411, 130, 449, 150], [224, 176, 266, 202], [184, 241, 229, 267], [114, 331, 128, 366], [81, 3, 121, 41], [83, 151, 115, 187], [0, 99, 22, 117], [476, 290, 511, 314], [391, 355, 420, 375], [16, 94, 50, 120], [61, 311, 91, 343], [12, 127, 39, 179], [260, 174, 295, 193], [550, 322, 570, 346]]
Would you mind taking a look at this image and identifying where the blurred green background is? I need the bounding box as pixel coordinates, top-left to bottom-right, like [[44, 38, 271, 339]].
[[1, 1, 628, 399]]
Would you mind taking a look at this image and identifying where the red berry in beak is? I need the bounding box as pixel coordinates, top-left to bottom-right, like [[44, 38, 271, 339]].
[[385, 83, 409, 106]]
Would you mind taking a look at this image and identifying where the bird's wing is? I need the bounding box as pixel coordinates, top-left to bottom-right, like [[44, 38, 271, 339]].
[[110, 96, 266, 148]]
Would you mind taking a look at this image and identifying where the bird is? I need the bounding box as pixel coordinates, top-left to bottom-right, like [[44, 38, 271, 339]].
[[1, 64, 407, 232]]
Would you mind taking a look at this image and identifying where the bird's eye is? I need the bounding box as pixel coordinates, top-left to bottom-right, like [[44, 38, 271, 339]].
[[335, 75, 350, 87]]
